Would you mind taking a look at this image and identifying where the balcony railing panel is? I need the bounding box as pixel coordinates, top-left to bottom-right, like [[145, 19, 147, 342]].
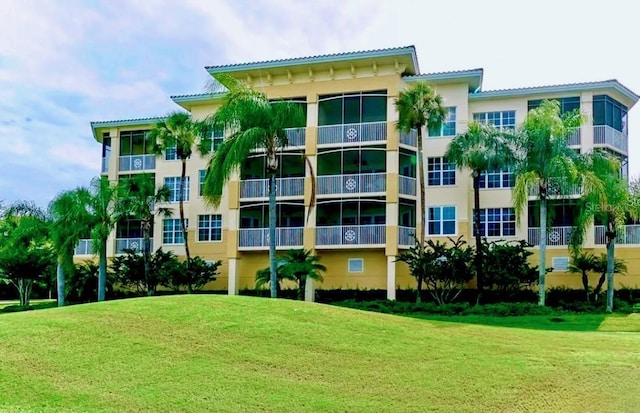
[[399, 175, 417, 196], [284, 127, 305, 147], [398, 226, 416, 246], [593, 125, 628, 153], [118, 154, 156, 172], [528, 178, 581, 197], [567, 127, 581, 146], [240, 177, 304, 198], [527, 226, 573, 246], [238, 227, 304, 248], [400, 129, 418, 147], [317, 173, 386, 195], [116, 238, 151, 254], [594, 225, 640, 245], [74, 239, 94, 255], [317, 121, 387, 145], [316, 225, 386, 246]]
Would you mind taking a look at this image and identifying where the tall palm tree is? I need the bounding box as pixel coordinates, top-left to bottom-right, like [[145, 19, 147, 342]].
[[395, 82, 446, 243], [569, 151, 640, 312], [118, 173, 172, 285], [49, 188, 93, 306], [445, 121, 517, 304], [147, 112, 207, 265], [202, 74, 305, 299], [512, 100, 583, 306]]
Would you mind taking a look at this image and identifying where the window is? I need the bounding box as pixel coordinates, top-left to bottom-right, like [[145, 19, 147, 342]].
[[163, 219, 187, 244], [119, 130, 151, 155], [199, 170, 206, 196], [476, 208, 516, 237], [593, 95, 628, 133], [473, 110, 516, 129], [528, 97, 580, 114], [348, 258, 364, 273], [318, 91, 387, 125], [427, 206, 456, 235], [428, 107, 456, 137], [479, 168, 514, 189], [198, 215, 222, 242], [165, 144, 177, 161], [164, 177, 190, 202], [209, 129, 224, 152], [427, 157, 455, 186]]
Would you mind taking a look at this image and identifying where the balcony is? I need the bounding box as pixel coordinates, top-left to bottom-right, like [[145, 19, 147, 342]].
[[595, 225, 640, 245], [317, 173, 386, 196], [317, 122, 386, 145], [528, 178, 581, 198], [238, 227, 303, 249], [399, 175, 416, 196], [593, 125, 628, 153], [400, 129, 418, 147], [316, 225, 386, 247], [399, 226, 416, 247], [116, 238, 151, 254], [240, 177, 304, 199], [567, 127, 581, 146], [119, 154, 156, 172], [101, 157, 109, 174], [74, 239, 94, 255], [284, 127, 305, 147], [527, 226, 574, 246]]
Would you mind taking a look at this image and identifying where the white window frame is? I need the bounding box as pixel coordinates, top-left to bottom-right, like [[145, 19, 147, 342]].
[[473, 110, 516, 130], [164, 176, 190, 203], [552, 257, 570, 272], [198, 169, 206, 196], [479, 168, 514, 189], [348, 258, 364, 273], [428, 107, 456, 137], [165, 144, 178, 161], [427, 206, 457, 236], [477, 208, 516, 237], [427, 157, 455, 186], [197, 214, 222, 242], [163, 218, 188, 245]]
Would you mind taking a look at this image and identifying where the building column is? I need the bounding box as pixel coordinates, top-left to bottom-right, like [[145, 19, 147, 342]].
[[305, 276, 315, 302], [387, 255, 396, 300], [227, 257, 239, 295]]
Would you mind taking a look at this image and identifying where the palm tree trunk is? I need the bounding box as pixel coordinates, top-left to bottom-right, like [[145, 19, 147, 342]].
[[179, 159, 191, 265], [416, 278, 422, 304], [606, 222, 616, 313], [472, 170, 483, 305], [268, 171, 278, 299], [143, 220, 152, 295], [416, 128, 426, 243], [538, 195, 547, 306], [98, 239, 107, 301], [56, 257, 65, 306], [581, 271, 590, 303]]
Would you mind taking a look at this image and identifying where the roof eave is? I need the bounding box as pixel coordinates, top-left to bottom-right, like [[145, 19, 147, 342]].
[[403, 69, 484, 92], [90, 117, 166, 142]]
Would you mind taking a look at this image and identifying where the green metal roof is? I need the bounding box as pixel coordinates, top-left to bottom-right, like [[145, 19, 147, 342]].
[[90, 116, 166, 142], [205, 45, 419, 75]]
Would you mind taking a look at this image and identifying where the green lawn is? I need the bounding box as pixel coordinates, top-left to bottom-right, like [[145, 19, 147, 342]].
[[0, 295, 639, 412]]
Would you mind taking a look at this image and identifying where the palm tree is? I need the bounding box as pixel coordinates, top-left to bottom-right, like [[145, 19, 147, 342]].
[[445, 121, 517, 304], [202, 74, 305, 299], [49, 188, 93, 306], [395, 82, 446, 243], [567, 251, 598, 303], [147, 112, 207, 265], [118, 173, 172, 287], [593, 254, 627, 303], [512, 100, 583, 306], [279, 249, 326, 300], [569, 152, 640, 311]]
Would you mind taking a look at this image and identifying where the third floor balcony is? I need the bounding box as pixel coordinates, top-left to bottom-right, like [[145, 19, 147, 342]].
[[317, 173, 386, 196], [317, 121, 387, 145], [594, 225, 640, 245], [240, 177, 305, 199], [119, 154, 156, 172], [593, 125, 628, 154]]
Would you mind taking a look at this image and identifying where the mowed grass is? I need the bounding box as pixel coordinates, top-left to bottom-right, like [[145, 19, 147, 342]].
[[0, 296, 639, 412]]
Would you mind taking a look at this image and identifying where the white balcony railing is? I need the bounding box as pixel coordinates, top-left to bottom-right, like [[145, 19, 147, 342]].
[[238, 227, 304, 248], [593, 125, 628, 153], [115, 238, 151, 254], [399, 226, 416, 246], [528, 178, 581, 198], [567, 127, 581, 146], [74, 239, 94, 255], [527, 226, 574, 246], [240, 177, 305, 198], [316, 225, 386, 246], [400, 129, 418, 147], [399, 175, 417, 196], [317, 121, 387, 145], [118, 154, 156, 172], [594, 225, 640, 245], [317, 173, 386, 195], [284, 127, 305, 147], [101, 157, 109, 173]]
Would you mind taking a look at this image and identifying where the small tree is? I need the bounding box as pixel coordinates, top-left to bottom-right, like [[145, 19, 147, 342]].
[[482, 239, 539, 297], [568, 252, 598, 303], [66, 261, 114, 303], [111, 248, 179, 296], [278, 249, 326, 300], [396, 237, 430, 303], [592, 254, 627, 303], [164, 257, 221, 293]]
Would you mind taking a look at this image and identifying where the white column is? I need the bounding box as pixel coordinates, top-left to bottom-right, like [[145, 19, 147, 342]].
[[305, 276, 315, 302], [386, 255, 396, 300], [227, 257, 239, 295]]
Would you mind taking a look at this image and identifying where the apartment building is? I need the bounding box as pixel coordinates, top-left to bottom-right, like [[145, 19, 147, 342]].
[[84, 46, 639, 299]]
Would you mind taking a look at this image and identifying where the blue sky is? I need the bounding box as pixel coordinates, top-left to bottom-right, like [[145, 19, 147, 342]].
[[1, 0, 639, 207]]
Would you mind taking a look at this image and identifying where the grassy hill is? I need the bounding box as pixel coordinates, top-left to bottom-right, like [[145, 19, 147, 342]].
[[0, 295, 639, 412]]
